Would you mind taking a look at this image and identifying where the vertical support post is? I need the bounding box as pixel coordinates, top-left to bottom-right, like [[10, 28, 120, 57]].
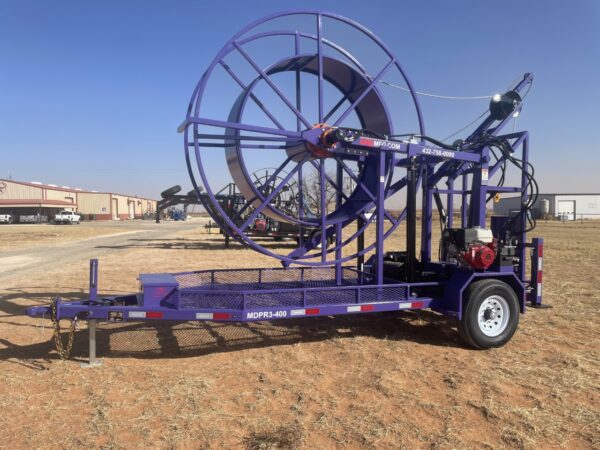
[[81, 320, 103, 368], [357, 215, 365, 272], [298, 163, 304, 247], [89, 259, 98, 302], [335, 223, 343, 284], [357, 163, 365, 272], [447, 178, 454, 228], [461, 173, 468, 227], [335, 160, 344, 284], [406, 159, 417, 282], [294, 32, 301, 132], [468, 148, 489, 228], [420, 164, 433, 263], [294, 32, 305, 249], [319, 161, 327, 262], [375, 149, 386, 285], [519, 135, 529, 282], [316, 14, 324, 123]]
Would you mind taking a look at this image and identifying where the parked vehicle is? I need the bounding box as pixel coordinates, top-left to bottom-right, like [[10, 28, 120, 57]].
[[0, 213, 13, 224], [20, 215, 47, 224], [54, 210, 81, 224]]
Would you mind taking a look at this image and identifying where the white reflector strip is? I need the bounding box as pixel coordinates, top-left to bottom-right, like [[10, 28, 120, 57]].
[[347, 305, 361, 312], [538, 257, 543, 270], [290, 309, 305, 316], [196, 313, 213, 319], [399, 302, 412, 309], [537, 283, 542, 297], [129, 311, 146, 318]]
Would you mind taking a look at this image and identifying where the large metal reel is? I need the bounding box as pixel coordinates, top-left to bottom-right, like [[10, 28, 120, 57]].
[[225, 54, 393, 225], [183, 10, 425, 266]]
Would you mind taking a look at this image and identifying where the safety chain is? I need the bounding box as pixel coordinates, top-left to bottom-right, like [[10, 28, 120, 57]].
[[50, 296, 78, 360]]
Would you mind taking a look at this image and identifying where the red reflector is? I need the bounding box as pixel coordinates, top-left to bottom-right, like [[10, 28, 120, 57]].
[[361, 304, 375, 312], [537, 271, 543, 282], [146, 311, 163, 319], [305, 308, 320, 315], [538, 245, 543, 257], [411, 301, 424, 308], [213, 313, 231, 320]]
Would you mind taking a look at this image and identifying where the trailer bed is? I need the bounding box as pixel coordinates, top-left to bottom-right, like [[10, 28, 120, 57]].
[[27, 265, 433, 322]]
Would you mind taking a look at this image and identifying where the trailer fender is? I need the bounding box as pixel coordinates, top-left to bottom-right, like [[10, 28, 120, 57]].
[[443, 271, 525, 320]]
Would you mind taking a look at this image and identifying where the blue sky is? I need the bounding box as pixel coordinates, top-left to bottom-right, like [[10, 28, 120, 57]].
[[1, 0, 599, 199]]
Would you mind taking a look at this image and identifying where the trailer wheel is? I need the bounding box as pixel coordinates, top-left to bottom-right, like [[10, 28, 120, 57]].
[[458, 279, 519, 349]]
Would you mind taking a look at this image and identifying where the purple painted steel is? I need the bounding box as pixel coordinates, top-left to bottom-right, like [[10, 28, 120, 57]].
[[225, 54, 396, 225], [182, 10, 425, 267], [26, 266, 434, 322], [24, 12, 544, 357], [89, 259, 98, 302], [519, 135, 529, 282], [447, 179, 454, 228]]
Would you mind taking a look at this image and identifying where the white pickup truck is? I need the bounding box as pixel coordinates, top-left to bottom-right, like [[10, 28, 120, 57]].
[[0, 213, 13, 224], [54, 210, 81, 224]]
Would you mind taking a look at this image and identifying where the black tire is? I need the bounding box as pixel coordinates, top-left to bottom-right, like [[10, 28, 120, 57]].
[[458, 278, 519, 349], [161, 185, 181, 199]]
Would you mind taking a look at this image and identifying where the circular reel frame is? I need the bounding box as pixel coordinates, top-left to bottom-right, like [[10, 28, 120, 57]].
[[183, 10, 425, 266]]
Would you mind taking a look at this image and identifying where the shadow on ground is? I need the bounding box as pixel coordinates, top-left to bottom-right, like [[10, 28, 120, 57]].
[[95, 237, 298, 251]]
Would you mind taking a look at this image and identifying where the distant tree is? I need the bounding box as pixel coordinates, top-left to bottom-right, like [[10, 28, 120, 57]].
[[301, 171, 356, 216]]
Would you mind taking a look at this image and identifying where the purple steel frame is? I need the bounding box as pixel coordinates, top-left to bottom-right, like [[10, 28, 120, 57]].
[[180, 10, 425, 274], [25, 11, 545, 363]]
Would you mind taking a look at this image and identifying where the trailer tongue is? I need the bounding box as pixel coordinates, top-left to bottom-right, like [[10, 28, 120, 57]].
[[26, 10, 548, 365]]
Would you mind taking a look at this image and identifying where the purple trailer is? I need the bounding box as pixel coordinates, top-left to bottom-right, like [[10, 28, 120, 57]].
[[26, 10, 547, 366]]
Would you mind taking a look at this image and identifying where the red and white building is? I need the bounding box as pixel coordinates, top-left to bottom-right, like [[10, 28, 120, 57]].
[[0, 179, 156, 222]]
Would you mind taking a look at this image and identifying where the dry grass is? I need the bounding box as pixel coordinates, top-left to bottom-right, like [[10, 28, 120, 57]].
[[0, 222, 140, 252], [0, 220, 599, 449]]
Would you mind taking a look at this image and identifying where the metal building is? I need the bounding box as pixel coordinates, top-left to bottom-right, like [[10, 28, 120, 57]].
[[494, 193, 600, 220], [0, 179, 156, 222]]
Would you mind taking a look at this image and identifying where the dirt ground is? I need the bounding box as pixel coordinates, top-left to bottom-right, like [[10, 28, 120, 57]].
[[0, 221, 147, 252], [0, 220, 598, 449]]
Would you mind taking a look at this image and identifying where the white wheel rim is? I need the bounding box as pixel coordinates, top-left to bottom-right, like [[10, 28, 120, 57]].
[[477, 295, 510, 337]]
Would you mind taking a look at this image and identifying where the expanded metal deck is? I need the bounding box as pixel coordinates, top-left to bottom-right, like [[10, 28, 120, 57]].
[[171, 267, 409, 311]]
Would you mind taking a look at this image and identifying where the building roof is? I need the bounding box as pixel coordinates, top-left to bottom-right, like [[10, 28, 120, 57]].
[[0, 199, 78, 208], [0, 179, 155, 201]]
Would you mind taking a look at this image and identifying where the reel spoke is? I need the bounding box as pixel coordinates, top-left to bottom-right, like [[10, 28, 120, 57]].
[[233, 41, 312, 129], [333, 59, 395, 127], [232, 157, 295, 221], [188, 117, 301, 138], [240, 156, 307, 231], [317, 14, 324, 122], [219, 60, 286, 131], [323, 92, 352, 124]]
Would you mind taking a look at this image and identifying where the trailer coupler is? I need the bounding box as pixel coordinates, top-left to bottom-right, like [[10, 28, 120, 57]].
[[26, 304, 52, 317]]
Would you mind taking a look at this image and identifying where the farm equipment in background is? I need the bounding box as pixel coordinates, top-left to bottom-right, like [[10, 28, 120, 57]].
[[156, 185, 199, 222], [158, 169, 317, 246], [27, 11, 548, 366]]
